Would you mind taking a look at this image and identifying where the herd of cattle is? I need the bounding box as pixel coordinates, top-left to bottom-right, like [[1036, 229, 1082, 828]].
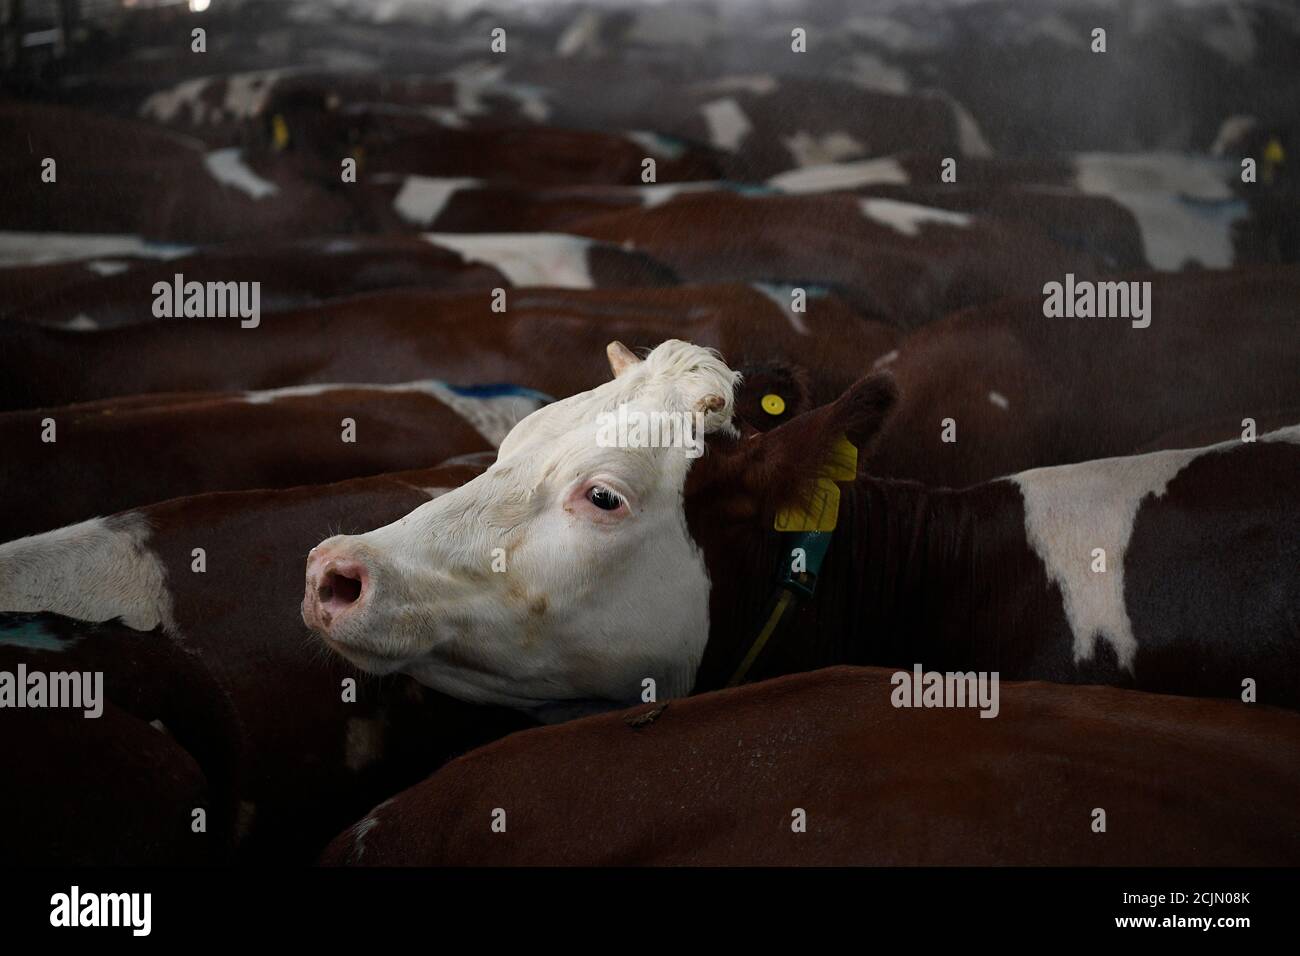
[[1, 0, 1298, 867]]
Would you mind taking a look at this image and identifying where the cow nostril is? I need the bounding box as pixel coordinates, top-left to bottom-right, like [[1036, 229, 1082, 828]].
[[324, 569, 363, 605]]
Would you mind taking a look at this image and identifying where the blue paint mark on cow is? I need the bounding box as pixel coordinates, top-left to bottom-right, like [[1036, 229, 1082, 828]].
[[0, 615, 82, 652], [725, 182, 781, 197], [445, 383, 555, 404]]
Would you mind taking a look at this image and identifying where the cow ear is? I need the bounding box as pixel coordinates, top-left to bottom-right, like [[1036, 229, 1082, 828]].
[[743, 373, 897, 504], [830, 372, 897, 449], [606, 341, 642, 378], [732, 363, 812, 434]]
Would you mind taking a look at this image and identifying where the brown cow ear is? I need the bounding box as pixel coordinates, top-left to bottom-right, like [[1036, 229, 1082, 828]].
[[834, 372, 897, 448], [606, 341, 641, 378], [742, 373, 897, 504]]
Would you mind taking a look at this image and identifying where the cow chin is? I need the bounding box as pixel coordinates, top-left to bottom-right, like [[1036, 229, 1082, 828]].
[[316, 630, 410, 676]]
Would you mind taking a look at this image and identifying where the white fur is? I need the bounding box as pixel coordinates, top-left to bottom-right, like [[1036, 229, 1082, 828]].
[[0, 514, 175, 634], [390, 176, 481, 226], [782, 130, 867, 168], [240, 381, 545, 447], [859, 198, 972, 236], [86, 260, 130, 277], [1010, 426, 1300, 672], [203, 148, 279, 200], [639, 181, 720, 208], [62, 314, 98, 331], [1073, 152, 1247, 269], [700, 98, 752, 153], [625, 130, 687, 160], [0, 233, 192, 268], [769, 156, 909, 194], [423, 233, 596, 288]]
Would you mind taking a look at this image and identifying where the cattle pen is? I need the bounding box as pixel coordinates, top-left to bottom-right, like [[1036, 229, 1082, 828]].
[[0, 0, 1297, 942]]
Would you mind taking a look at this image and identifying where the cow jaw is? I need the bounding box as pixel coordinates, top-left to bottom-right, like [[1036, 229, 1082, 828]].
[[303, 340, 735, 714]]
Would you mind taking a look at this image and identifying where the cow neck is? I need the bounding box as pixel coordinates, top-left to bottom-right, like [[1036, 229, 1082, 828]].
[[692, 475, 986, 692]]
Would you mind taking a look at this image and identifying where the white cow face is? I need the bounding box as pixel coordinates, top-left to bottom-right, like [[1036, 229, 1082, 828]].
[[302, 340, 739, 716]]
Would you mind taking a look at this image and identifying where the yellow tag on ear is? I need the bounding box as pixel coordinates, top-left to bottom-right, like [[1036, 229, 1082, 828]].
[[774, 478, 841, 532], [1264, 138, 1285, 164], [761, 393, 786, 416], [271, 114, 290, 151], [824, 435, 858, 481]]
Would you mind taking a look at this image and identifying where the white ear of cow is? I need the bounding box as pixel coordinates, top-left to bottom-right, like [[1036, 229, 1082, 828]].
[[606, 340, 641, 377]]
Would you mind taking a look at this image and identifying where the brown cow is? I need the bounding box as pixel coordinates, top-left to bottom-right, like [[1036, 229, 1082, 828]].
[[540, 71, 979, 179], [0, 456, 534, 861], [322, 666, 1300, 866], [0, 612, 239, 865], [768, 166, 1147, 272], [867, 264, 1300, 486], [4, 232, 676, 328], [0, 381, 548, 542], [0, 102, 357, 244], [0, 284, 897, 410], [567, 191, 1108, 325]]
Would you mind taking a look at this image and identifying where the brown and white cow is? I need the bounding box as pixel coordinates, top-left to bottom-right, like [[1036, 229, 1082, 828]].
[[567, 191, 1110, 325], [0, 284, 895, 410], [3, 232, 677, 329], [0, 102, 357, 245], [0, 367, 810, 860], [0, 381, 547, 542], [301, 340, 1300, 718], [0, 456, 534, 861], [322, 666, 1300, 866]]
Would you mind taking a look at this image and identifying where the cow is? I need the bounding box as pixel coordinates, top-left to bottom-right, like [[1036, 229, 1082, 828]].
[[3, 232, 677, 329], [767, 165, 1147, 272], [360, 178, 725, 235], [322, 666, 1300, 866], [0, 367, 807, 860], [767, 150, 1282, 273], [0, 455, 535, 861], [0, 613, 239, 865], [0, 102, 358, 244], [0, 284, 897, 411], [339, 120, 725, 188], [0, 381, 548, 542], [300, 340, 1300, 721], [534, 70, 985, 179], [567, 191, 1109, 325], [136, 64, 561, 146], [866, 264, 1300, 486]]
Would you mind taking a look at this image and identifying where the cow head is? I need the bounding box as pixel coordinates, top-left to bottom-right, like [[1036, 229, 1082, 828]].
[[302, 339, 894, 718]]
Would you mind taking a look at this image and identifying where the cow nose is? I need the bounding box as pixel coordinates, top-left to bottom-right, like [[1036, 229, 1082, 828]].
[[303, 548, 370, 631]]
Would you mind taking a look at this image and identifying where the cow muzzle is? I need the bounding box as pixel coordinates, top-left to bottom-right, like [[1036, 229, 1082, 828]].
[[302, 545, 370, 635]]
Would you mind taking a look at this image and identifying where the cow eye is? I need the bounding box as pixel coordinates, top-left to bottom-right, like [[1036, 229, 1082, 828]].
[[587, 486, 622, 511]]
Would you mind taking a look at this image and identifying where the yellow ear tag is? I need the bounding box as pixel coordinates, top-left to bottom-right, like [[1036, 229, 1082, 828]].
[[823, 435, 859, 481], [774, 478, 841, 532], [772, 434, 858, 532], [761, 393, 785, 416], [272, 114, 290, 151]]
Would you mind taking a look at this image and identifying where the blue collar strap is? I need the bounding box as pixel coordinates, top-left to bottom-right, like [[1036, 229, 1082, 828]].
[[725, 435, 856, 687]]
